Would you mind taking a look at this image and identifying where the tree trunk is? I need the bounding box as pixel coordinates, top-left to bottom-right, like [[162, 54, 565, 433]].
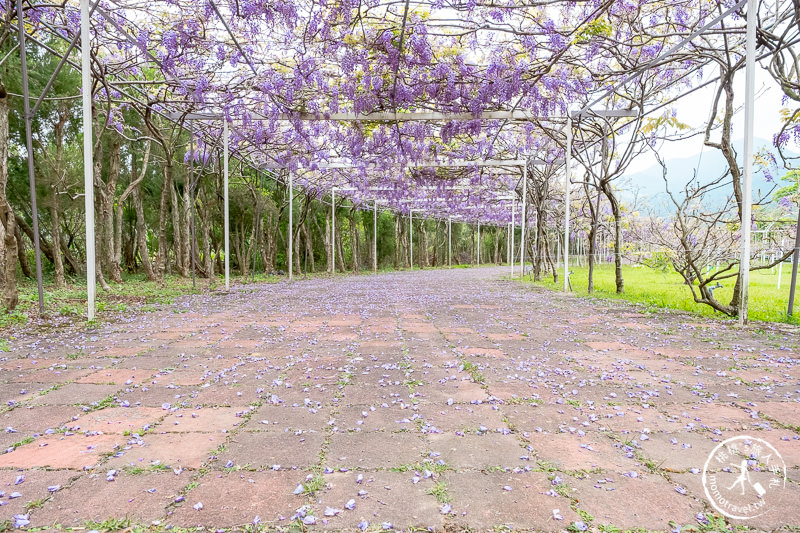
[[157, 163, 172, 280], [587, 189, 602, 294], [15, 225, 31, 279], [50, 205, 65, 288], [471, 227, 475, 265], [313, 213, 329, 274], [199, 189, 212, 279], [49, 104, 69, 288], [302, 223, 315, 273], [350, 208, 360, 272], [105, 139, 122, 282], [494, 227, 500, 264], [182, 175, 192, 279], [170, 181, 186, 276], [2, 213, 17, 310], [601, 182, 624, 294], [421, 221, 429, 267], [336, 217, 346, 272], [394, 215, 401, 269], [132, 186, 156, 281], [0, 81, 17, 308]]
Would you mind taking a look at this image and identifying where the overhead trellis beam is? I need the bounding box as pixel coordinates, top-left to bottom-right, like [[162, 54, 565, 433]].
[[170, 110, 558, 122], [261, 159, 529, 170]]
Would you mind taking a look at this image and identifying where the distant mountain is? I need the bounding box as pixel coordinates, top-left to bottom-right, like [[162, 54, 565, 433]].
[[620, 138, 791, 216]]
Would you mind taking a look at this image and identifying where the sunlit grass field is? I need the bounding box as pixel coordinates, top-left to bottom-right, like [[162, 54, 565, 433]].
[[527, 262, 800, 325]]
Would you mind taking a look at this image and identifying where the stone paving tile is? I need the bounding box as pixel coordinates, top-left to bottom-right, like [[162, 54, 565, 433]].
[[0, 405, 81, 433], [119, 384, 200, 407], [313, 471, 443, 530], [567, 474, 704, 530], [32, 471, 186, 527], [105, 432, 223, 470], [0, 433, 120, 469], [528, 433, 638, 472], [67, 406, 164, 434], [75, 368, 155, 385], [1, 267, 798, 531], [28, 383, 122, 407], [10, 367, 94, 383], [165, 470, 306, 527], [0, 468, 77, 520], [159, 406, 250, 433], [327, 432, 427, 469], [446, 471, 580, 530], [219, 431, 326, 469], [248, 405, 329, 433], [429, 433, 529, 470]]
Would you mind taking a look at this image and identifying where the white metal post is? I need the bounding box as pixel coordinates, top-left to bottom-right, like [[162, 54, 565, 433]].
[[223, 120, 230, 290], [81, 0, 95, 320], [331, 188, 336, 274], [520, 164, 527, 278], [288, 171, 293, 281], [778, 238, 785, 289], [373, 199, 378, 273], [564, 116, 572, 292], [510, 199, 515, 278], [448, 216, 452, 268], [507, 222, 511, 265], [739, 0, 757, 325], [409, 209, 414, 270]]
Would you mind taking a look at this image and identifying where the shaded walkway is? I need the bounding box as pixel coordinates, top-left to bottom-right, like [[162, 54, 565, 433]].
[[1, 267, 799, 531]]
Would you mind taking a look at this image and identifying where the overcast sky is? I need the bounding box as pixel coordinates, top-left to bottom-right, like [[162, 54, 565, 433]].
[[625, 65, 785, 175]]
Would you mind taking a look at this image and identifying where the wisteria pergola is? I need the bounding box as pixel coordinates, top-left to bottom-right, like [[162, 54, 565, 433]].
[[12, 0, 776, 323]]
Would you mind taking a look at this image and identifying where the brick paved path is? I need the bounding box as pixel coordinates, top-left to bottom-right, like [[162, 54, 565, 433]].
[[1, 267, 798, 531]]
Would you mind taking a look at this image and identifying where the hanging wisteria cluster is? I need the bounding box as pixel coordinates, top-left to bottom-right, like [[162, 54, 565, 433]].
[[9, 0, 753, 224]]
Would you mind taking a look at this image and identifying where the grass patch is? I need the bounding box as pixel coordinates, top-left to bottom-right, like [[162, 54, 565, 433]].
[[85, 517, 131, 531], [301, 473, 325, 495], [528, 263, 800, 325], [426, 481, 450, 503], [6, 271, 280, 324], [24, 498, 47, 511], [82, 394, 116, 412], [126, 463, 170, 475], [459, 359, 485, 383], [65, 349, 84, 360]]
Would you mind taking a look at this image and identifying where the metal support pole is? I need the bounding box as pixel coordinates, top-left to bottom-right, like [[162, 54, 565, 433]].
[[788, 209, 800, 316], [331, 188, 335, 274], [409, 210, 414, 270], [373, 199, 378, 273], [17, 2, 45, 316], [520, 163, 527, 278], [80, 0, 96, 320], [739, 0, 757, 325], [448, 217, 453, 267], [288, 171, 293, 281], [510, 199, 515, 278], [223, 120, 230, 290], [564, 116, 572, 292], [507, 222, 511, 265]]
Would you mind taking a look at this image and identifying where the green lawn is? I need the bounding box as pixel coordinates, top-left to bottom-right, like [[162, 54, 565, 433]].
[[526, 263, 800, 325], [6, 271, 282, 328]]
